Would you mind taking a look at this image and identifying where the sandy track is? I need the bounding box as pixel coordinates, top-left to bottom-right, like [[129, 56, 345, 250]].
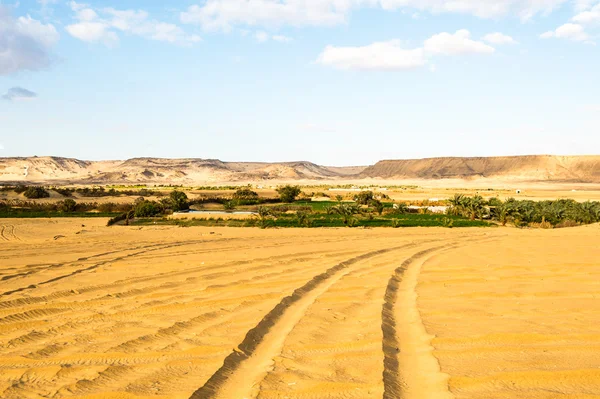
[[1, 219, 599, 399]]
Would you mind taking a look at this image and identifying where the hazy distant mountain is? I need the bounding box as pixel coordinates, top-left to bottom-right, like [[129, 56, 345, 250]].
[[0, 157, 366, 184], [1, 155, 599, 184], [360, 156, 600, 182]]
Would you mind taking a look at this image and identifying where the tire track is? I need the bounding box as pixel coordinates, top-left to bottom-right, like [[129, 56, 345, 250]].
[[0, 226, 8, 241], [188, 246, 410, 399], [0, 240, 215, 297], [381, 238, 497, 399], [381, 245, 454, 399]]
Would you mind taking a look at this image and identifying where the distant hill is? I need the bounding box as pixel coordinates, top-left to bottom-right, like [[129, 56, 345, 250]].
[[360, 156, 600, 182], [1, 155, 599, 184], [0, 157, 366, 184]]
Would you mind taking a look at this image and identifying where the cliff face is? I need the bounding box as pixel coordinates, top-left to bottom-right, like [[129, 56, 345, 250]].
[[359, 156, 600, 182], [1, 155, 600, 184]]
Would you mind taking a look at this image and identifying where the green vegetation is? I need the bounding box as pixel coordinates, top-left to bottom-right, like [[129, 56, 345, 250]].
[[130, 212, 489, 228], [169, 190, 189, 211], [276, 185, 302, 203], [23, 187, 50, 199], [449, 194, 600, 228]]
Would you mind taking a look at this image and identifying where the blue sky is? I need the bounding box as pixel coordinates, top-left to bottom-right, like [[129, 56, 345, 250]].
[[0, 0, 599, 165]]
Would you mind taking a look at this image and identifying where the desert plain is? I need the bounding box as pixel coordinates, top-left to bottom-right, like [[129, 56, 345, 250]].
[[1, 217, 599, 399]]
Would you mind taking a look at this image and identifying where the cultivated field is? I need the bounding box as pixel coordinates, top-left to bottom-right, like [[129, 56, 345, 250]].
[[1, 219, 599, 399]]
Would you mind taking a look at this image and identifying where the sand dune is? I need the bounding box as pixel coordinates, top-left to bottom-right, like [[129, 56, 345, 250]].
[[1, 219, 599, 398]]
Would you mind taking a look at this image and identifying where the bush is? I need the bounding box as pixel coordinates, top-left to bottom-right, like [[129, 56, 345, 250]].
[[442, 217, 454, 228], [23, 187, 50, 199], [233, 187, 259, 201], [58, 199, 77, 212], [134, 201, 163, 217], [170, 190, 189, 211], [276, 185, 302, 203], [355, 191, 374, 205], [13, 185, 28, 194], [107, 211, 134, 226]]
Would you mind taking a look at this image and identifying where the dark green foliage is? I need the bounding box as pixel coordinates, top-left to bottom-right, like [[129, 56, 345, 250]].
[[223, 201, 236, 210], [58, 199, 77, 212], [13, 185, 28, 194], [354, 191, 374, 205], [131, 212, 490, 228], [53, 188, 74, 197], [169, 190, 189, 211], [370, 199, 385, 215], [276, 185, 302, 203], [233, 187, 259, 201], [134, 200, 163, 217], [23, 187, 50, 199], [452, 195, 600, 228]]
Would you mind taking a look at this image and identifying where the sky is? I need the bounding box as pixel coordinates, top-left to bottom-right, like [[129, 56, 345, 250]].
[[0, 0, 599, 166]]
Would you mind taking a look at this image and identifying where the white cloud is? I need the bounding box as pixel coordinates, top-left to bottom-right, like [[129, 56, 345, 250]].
[[541, 23, 590, 41], [482, 32, 518, 45], [572, 3, 600, 24], [66, 21, 118, 45], [181, 0, 570, 30], [0, 7, 59, 75], [574, 0, 597, 11], [66, 2, 200, 46], [272, 34, 292, 42], [0, 143, 4, 151], [255, 31, 269, 42], [316, 40, 427, 71], [424, 29, 495, 55], [255, 31, 292, 42], [317, 29, 496, 71]]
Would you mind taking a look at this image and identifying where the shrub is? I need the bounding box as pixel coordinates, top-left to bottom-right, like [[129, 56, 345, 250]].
[[277, 185, 302, 203], [442, 217, 454, 228], [370, 199, 385, 215], [169, 190, 189, 211], [23, 187, 50, 199], [14, 185, 28, 194], [355, 191, 374, 205], [347, 217, 359, 228], [233, 187, 259, 201], [107, 211, 133, 226], [54, 188, 74, 197], [58, 199, 77, 212], [391, 219, 401, 228], [134, 201, 163, 217], [295, 210, 311, 227]]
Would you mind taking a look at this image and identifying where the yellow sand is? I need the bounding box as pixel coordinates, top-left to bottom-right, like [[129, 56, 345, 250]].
[[0, 219, 599, 399]]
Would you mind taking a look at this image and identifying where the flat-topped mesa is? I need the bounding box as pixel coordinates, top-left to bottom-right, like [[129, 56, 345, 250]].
[[359, 155, 600, 182]]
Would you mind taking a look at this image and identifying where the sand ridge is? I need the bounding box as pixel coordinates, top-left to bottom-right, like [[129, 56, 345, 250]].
[[0, 219, 599, 398]]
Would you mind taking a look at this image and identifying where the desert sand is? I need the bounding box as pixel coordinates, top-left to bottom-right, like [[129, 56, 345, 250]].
[[1, 219, 599, 399]]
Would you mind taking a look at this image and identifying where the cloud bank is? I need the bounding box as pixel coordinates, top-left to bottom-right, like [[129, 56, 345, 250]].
[[0, 7, 59, 75]]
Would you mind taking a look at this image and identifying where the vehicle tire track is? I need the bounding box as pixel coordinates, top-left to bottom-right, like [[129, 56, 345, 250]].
[[381, 238, 497, 399], [0, 240, 216, 297], [188, 246, 410, 399], [0, 226, 8, 241]]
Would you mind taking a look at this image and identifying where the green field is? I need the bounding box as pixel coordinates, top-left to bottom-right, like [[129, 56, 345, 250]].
[[132, 213, 490, 228]]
